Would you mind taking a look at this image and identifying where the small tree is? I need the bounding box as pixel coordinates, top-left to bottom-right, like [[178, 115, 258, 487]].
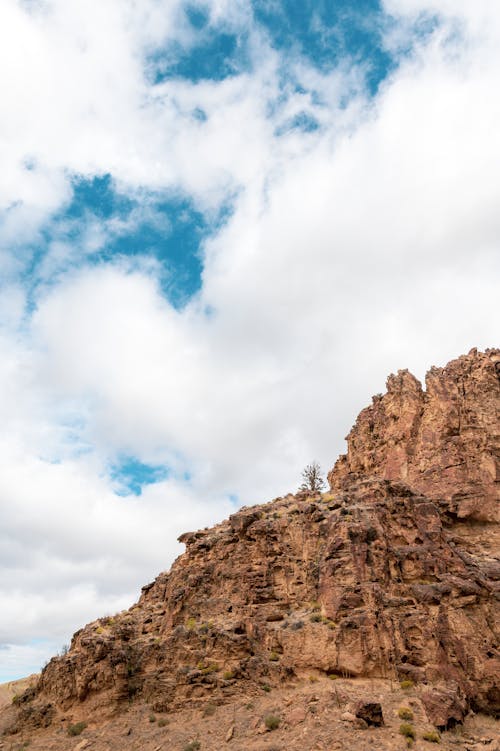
[[299, 462, 325, 493]]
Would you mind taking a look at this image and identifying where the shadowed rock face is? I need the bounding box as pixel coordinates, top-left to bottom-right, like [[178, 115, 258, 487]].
[[7, 350, 500, 732]]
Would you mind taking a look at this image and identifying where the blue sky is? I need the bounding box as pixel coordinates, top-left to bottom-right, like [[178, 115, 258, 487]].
[[0, 0, 499, 681]]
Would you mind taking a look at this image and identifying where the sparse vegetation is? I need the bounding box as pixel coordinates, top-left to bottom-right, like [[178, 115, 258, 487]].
[[264, 714, 280, 731], [400, 679, 415, 690], [186, 617, 197, 630], [310, 613, 322, 623], [203, 703, 217, 717], [269, 652, 280, 661], [149, 713, 156, 722], [327, 673, 339, 680], [198, 662, 219, 675], [183, 742, 200, 751], [422, 730, 441, 743], [68, 721, 87, 736], [399, 722, 416, 740], [261, 683, 271, 692], [398, 707, 414, 720], [223, 669, 235, 679], [299, 462, 325, 493], [158, 718, 169, 727]]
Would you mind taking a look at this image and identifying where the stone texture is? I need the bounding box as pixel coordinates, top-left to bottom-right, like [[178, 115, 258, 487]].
[[354, 701, 384, 726], [328, 348, 500, 523], [4, 349, 499, 739]]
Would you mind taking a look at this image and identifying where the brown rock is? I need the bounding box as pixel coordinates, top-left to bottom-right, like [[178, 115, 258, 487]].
[[4, 348, 499, 737], [421, 683, 468, 729], [328, 348, 500, 523], [286, 706, 307, 726], [340, 711, 358, 722], [354, 700, 384, 726]]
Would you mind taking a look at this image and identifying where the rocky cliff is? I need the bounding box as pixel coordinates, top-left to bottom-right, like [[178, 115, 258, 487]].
[[4, 349, 499, 742]]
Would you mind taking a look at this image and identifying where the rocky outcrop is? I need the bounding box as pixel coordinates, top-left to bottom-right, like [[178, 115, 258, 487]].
[[6, 349, 499, 734], [328, 348, 500, 523]]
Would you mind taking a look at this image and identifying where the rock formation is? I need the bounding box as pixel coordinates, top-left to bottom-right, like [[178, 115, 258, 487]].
[[4, 348, 499, 740], [329, 347, 499, 523]]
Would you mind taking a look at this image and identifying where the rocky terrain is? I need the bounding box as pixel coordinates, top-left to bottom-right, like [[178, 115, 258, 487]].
[[1, 347, 498, 751]]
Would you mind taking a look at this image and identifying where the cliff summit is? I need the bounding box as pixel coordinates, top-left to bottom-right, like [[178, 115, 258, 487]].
[[2, 348, 499, 751]]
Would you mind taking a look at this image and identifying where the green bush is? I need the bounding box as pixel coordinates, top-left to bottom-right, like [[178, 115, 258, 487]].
[[264, 714, 280, 731], [398, 707, 414, 721], [422, 730, 441, 743], [399, 722, 416, 739], [68, 721, 87, 736], [400, 679, 415, 690]]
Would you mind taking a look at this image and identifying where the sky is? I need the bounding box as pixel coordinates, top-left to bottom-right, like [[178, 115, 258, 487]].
[[0, 0, 498, 682]]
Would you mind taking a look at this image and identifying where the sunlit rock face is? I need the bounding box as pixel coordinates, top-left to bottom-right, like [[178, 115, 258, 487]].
[[329, 348, 500, 523], [7, 350, 499, 734]]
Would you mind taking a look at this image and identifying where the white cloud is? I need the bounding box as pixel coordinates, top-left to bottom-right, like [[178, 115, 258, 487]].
[[0, 1, 499, 679]]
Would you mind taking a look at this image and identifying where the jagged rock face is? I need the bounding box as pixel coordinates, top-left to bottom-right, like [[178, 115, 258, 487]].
[[14, 350, 500, 731], [328, 348, 500, 523]]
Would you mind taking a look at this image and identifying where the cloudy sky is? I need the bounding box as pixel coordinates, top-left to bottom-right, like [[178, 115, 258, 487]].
[[0, 0, 498, 682]]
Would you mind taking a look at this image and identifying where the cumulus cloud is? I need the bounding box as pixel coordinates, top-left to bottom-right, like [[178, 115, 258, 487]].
[[0, 0, 499, 678]]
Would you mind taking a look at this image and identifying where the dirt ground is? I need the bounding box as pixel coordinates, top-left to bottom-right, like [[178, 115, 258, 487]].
[[1, 675, 498, 751]]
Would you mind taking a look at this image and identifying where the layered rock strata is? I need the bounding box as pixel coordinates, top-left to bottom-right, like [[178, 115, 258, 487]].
[[8, 349, 500, 733]]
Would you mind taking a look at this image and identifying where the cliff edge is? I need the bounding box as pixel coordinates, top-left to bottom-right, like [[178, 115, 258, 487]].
[[2, 349, 499, 748]]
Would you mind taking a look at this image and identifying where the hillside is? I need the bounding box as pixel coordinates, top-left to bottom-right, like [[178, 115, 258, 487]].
[[1, 348, 498, 751]]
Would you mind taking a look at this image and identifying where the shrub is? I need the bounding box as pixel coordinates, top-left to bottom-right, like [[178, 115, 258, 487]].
[[400, 679, 414, 690], [264, 714, 280, 731], [310, 613, 322, 623], [299, 462, 325, 493], [422, 730, 441, 743], [223, 670, 235, 680], [183, 742, 201, 751], [203, 703, 217, 717], [398, 707, 414, 721], [327, 673, 338, 680], [158, 718, 169, 727], [149, 714, 156, 722], [399, 722, 416, 739], [269, 652, 280, 662], [185, 617, 197, 630], [261, 683, 271, 692], [68, 721, 87, 736]]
